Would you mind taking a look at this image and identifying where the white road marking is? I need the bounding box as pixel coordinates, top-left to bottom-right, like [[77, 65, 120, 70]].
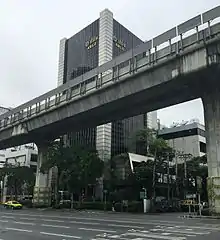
[[151, 228, 209, 235], [0, 220, 8, 223], [6, 227, 32, 233], [174, 225, 219, 231], [42, 219, 65, 223], [41, 224, 70, 229], [20, 217, 37, 221], [108, 224, 144, 229], [40, 231, 81, 239], [0, 212, 185, 226], [2, 211, 220, 230], [70, 220, 100, 225], [79, 227, 116, 233], [14, 221, 35, 226], [124, 232, 186, 240], [1, 216, 15, 219]]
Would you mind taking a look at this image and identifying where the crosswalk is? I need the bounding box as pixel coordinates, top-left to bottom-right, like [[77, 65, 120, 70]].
[[91, 224, 216, 240]]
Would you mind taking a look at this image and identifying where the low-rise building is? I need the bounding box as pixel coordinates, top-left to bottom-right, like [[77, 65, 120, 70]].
[[5, 144, 38, 172], [0, 150, 6, 168], [158, 121, 206, 163]]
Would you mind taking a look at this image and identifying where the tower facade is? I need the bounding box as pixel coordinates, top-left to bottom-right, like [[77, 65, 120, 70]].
[[57, 9, 157, 160]]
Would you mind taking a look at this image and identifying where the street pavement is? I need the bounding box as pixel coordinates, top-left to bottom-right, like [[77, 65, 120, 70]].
[[0, 209, 220, 239]]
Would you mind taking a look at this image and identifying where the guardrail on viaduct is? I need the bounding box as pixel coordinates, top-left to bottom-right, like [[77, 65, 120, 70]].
[[0, 6, 220, 131]]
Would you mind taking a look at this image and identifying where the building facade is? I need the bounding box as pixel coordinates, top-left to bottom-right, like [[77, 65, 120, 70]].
[[57, 9, 157, 161], [0, 106, 10, 115], [158, 122, 206, 163], [5, 144, 38, 171]]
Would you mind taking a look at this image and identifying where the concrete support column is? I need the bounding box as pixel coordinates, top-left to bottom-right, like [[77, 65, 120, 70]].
[[202, 85, 220, 214], [33, 143, 52, 207]]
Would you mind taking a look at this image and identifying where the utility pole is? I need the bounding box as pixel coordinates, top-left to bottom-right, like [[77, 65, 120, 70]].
[[178, 153, 192, 199], [167, 153, 170, 201], [175, 150, 179, 197]]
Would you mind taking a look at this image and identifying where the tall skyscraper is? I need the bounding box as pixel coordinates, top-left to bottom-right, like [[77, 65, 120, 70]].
[[57, 9, 157, 161]]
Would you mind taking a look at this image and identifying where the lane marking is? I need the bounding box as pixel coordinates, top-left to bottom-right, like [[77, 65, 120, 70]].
[[153, 229, 210, 235], [40, 231, 81, 239], [70, 221, 100, 225], [79, 227, 116, 233], [42, 219, 65, 223], [174, 225, 220, 231], [0, 220, 8, 223], [13, 221, 35, 226], [41, 224, 70, 229], [6, 227, 32, 233], [20, 217, 37, 221], [2, 211, 220, 230], [107, 224, 144, 229], [1, 216, 15, 219], [124, 232, 186, 240]]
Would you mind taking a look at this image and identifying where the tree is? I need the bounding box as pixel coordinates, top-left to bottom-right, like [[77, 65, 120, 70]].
[[135, 129, 173, 199], [0, 165, 35, 200], [177, 155, 208, 200], [133, 160, 154, 196], [41, 140, 73, 204], [63, 147, 104, 203], [135, 128, 156, 155], [41, 143, 104, 204]]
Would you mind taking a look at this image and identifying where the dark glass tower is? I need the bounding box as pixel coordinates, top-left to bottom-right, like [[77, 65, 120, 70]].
[[57, 9, 157, 160]]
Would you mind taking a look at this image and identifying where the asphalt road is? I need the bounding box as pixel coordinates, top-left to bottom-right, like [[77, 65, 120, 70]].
[[0, 209, 220, 240]]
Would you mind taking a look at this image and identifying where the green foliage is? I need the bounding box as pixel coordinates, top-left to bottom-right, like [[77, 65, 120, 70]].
[[113, 201, 143, 212], [107, 128, 173, 200], [54, 201, 112, 211], [61, 147, 104, 195], [177, 155, 208, 199], [42, 142, 104, 200], [0, 165, 35, 199]]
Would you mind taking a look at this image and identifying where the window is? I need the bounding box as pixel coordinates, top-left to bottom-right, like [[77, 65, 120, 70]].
[[199, 142, 206, 153], [30, 154, 37, 162]]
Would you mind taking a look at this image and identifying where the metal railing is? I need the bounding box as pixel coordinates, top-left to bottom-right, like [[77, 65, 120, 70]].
[[0, 6, 220, 131]]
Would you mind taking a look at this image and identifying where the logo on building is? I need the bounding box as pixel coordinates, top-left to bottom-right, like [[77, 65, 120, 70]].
[[85, 36, 99, 50], [113, 35, 126, 51]]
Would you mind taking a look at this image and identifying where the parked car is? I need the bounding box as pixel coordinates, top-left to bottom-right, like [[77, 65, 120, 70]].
[[4, 201, 23, 209]]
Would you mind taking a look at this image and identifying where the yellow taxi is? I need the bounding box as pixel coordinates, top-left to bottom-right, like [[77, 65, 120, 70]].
[[4, 201, 23, 209]]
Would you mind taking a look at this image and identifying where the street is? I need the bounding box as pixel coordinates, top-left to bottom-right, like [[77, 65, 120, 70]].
[[0, 209, 220, 240]]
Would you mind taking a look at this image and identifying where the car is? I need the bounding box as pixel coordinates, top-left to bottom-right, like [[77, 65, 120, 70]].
[[4, 201, 23, 209]]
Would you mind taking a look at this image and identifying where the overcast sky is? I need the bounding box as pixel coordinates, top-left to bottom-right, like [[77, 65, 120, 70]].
[[0, 0, 219, 126]]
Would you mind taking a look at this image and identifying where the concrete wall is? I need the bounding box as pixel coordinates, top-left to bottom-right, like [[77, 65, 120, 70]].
[[167, 135, 203, 160]]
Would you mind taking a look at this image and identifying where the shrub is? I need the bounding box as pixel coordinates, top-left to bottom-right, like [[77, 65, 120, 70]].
[[56, 201, 112, 211], [78, 201, 112, 211], [114, 202, 123, 212], [20, 199, 33, 208], [127, 201, 143, 213], [201, 208, 211, 216]]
